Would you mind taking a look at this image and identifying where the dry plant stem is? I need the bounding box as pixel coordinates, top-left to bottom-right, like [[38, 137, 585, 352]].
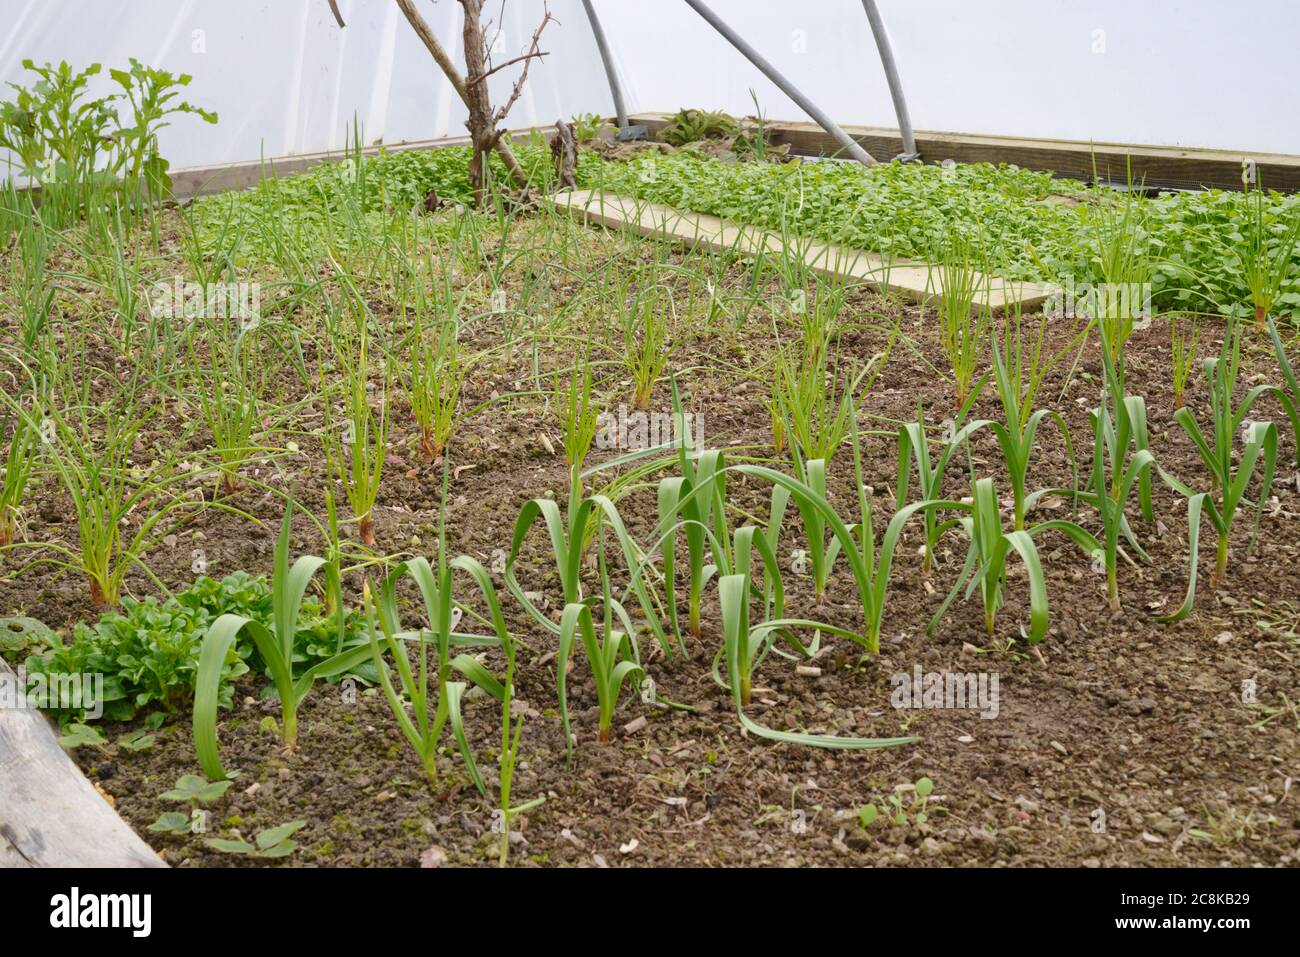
[[458, 0, 553, 203], [390, 0, 535, 198], [552, 119, 578, 188]]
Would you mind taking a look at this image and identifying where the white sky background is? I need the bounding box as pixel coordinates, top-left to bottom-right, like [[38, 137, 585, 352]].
[[0, 0, 1296, 171]]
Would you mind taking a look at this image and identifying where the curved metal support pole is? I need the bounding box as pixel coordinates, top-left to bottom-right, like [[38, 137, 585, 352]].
[[682, 0, 876, 165], [861, 0, 918, 161], [581, 0, 629, 130]]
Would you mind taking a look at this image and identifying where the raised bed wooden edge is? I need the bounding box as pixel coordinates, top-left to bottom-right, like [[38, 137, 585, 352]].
[[629, 112, 1300, 193], [0, 659, 166, 868]]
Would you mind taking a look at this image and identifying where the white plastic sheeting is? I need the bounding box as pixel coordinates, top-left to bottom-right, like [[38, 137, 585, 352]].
[[1, 0, 1297, 173], [0, 0, 614, 169], [608, 0, 1300, 154]]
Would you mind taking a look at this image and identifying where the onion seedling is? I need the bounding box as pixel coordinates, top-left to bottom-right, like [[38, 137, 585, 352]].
[[896, 389, 988, 574], [95, 203, 174, 361], [406, 315, 462, 461], [930, 476, 1094, 643], [0, 387, 39, 549], [365, 458, 512, 789], [774, 340, 891, 466], [1054, 338, 1155, 612], [617, 274, 673, 411], [494, 596, 543, 867], [187, 314, 264, 495], [1089, 158, 1152, 378], [717, 573, 917, 749], [764, 380, 786, 455], [771, 280, 896, 467], [556, 545, 645, 756], [930, 235, 990, 410], [736, 413, 956, 653], [7, 364, 219, 608], [656, 377, 726, 643], [553, 343, 600, 484], [10, 217, 54, 351], [320, 313, 390, 547], [1237, 179, 1300, 328], [1266, 316, 1300, 465], [178, 189, 242, 292], [987, 337, 1078, 531], [996, 296, 1087, 431], [193, 498, 376, 779], [1159, 320, 1283, 620], [320, 480, 346, 631], [504, 476, 669, 654], [402, 255, 465, 460], [1170, 314, 1202, 409]]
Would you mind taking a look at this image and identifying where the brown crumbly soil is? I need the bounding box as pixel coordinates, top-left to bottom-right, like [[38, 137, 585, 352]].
[[1, 208, 1298, 868]]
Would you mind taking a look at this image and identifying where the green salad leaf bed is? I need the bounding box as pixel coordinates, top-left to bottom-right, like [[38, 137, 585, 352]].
[[199, 142, 1300, 320]]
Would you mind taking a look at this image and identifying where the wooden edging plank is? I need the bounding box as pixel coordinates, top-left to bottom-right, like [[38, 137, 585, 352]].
[[629, 113, 1300, 194], [549, 188, 1057, 311], [0, 659, 165, 868]]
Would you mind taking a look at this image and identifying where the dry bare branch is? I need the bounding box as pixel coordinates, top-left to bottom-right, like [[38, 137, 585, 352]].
[[490, 9, 554, 127], [390, 0, 530, 189]]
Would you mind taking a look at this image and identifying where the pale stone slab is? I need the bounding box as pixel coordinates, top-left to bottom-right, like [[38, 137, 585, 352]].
[[550, 188, 1057, 312]]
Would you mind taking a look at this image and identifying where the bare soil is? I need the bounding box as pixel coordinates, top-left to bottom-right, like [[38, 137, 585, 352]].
[[2, 211, 1297, 868]]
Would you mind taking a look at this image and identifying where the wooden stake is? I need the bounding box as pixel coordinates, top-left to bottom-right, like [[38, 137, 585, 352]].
[[551, 119, 578, 189]]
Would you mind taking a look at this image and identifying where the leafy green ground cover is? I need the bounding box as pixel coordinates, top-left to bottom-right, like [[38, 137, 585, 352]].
[[199, 143, 1300, 320], [17, 572, 367, 723]]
